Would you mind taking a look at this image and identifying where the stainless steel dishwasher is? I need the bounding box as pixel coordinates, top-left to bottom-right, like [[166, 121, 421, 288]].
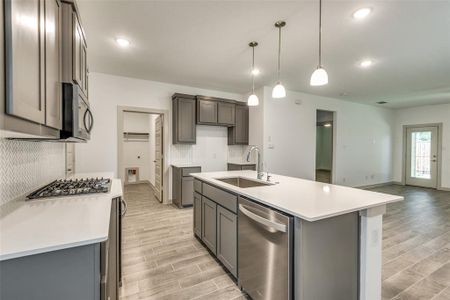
[[238, 197, 293, 300]]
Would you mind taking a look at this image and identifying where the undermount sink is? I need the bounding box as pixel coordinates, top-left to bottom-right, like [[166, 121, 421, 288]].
[[215, 177, 274, 188]]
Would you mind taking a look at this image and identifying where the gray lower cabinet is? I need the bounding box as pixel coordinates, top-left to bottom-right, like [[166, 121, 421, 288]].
[[227, 163, 256, 171], [217, 206, 237, 277], [172, 166, 201, 208], [197, 97, 218, 125], [201, 196, 217, 254], [228, 104, 249, 145], [172, 94, 196, 144], [193, 192, 202, 237], [194, 180, 238, 278], [0, 198, 121, 300]]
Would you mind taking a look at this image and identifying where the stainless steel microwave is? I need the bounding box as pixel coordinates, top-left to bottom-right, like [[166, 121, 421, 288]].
[[60, 83, 93, 142]]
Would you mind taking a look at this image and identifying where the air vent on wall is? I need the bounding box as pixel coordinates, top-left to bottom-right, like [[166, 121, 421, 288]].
[[376, 101, 388, 104]]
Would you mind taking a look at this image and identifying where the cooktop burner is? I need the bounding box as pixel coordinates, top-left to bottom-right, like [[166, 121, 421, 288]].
[[27, 178, 111, 200]]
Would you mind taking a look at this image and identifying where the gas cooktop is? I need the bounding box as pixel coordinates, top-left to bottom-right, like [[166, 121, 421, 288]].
[[27, 178, 111, 200]]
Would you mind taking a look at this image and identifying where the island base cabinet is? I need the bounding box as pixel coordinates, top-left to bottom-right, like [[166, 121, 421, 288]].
[[294, 212, 359, 300], [193, 192, 202, 237], [201, 197, 217, 254], [217, 206, 237, 277]]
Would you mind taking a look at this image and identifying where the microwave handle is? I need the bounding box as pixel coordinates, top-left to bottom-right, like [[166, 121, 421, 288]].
[[87, 108, 94, 133], [83, 108, 94, 134]]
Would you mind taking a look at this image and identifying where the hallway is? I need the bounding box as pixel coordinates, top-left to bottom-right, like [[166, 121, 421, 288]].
[[119, 183, 246, 300]]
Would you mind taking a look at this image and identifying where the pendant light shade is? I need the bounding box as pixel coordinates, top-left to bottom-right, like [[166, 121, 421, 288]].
[[310, 0, 328, 86], [247, 94, 259, 106], [310, 67, 328, 86], [272, 82, 286, 98], [272, 21, 286, 99], [247, 41, 259, 106]]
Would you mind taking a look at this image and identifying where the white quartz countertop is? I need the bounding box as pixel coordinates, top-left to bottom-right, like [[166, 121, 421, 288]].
[[0, 173, 122, 261], [227, 161, 256, 165], [191, 171, 403, 222]]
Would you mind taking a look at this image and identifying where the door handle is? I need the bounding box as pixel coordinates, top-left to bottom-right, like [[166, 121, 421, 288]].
[[238, 204, 287, 233], [121, 198, 128, 216]]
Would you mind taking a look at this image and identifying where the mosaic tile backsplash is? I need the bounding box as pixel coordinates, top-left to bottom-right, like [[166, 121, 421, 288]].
[[0, 139, 65, 205]]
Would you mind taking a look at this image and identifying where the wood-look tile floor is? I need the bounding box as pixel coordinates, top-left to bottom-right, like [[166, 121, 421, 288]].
[[120, 183, 450, 300], [119, 183, 247, 300], [368, 185, 450, 300]]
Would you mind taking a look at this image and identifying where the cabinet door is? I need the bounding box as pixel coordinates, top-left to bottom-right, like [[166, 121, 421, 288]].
[[217, 206, 237, 277], [181, 176, 194, 206], [72, 13, 82, 86], [193, 193, 202, 238], [197, 99, 217, 124], [218, 102, 235, 125], [80, 39, 88, 95], [45, 0, 62, 129], [201, 197, 217, 254], [5, 0, 45, 124], [235, 105, 249, 144], [173, 97, 196, 143]]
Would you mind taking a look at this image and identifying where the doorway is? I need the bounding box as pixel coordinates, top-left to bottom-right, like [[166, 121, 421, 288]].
[[404, 125, 441, 189], [315, 110, 335, 184], [117, 106, 169, 204]]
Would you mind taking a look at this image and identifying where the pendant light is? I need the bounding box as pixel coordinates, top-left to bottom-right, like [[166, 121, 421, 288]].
[[247, 42, 259, 106], [310, 0, 329, 86], [272, 21, 286, 99]]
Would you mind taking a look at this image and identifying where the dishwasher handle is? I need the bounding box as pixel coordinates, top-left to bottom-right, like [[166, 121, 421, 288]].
[[239, 204, 287, 233]]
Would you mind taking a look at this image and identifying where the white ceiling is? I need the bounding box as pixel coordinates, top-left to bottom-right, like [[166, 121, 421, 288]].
[[77, 0, 450, 109]]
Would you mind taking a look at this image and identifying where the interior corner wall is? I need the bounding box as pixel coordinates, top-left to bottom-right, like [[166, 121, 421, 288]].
[[75, 72, 244, 200], [249, 86, 395, 187], [392, 103, 450, 189]]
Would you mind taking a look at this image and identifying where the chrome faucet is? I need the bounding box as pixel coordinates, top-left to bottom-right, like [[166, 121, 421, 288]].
[[246, 146, 264, 180]]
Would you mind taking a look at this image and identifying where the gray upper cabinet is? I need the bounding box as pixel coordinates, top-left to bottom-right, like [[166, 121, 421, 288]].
[[201, 196, 217, 254], [172, 93, 196, 144], [45, 0, 63, 129], [217, 206, 237, 277], [228, 104, 249, 145], [197, 96, 218, 125], [61, 1, 88, 99], [5, 0, 44, 125], [2, 0, 62, 137], [217, 101, 235, 126]]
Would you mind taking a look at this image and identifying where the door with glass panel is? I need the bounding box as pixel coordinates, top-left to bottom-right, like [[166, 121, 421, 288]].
[[405, 126, 438, 188]]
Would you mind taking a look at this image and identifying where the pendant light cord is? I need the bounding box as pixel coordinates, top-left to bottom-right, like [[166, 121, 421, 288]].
[[277, 26, 282, 81], [252, 46, 255, 93], [318, 0, 323, 67]]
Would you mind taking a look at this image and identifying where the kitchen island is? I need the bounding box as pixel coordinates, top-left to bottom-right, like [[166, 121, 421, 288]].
[[191, 170, 403, 300]]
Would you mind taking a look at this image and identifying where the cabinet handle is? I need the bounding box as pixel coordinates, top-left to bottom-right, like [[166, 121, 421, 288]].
[[121, 198, 128, 216]]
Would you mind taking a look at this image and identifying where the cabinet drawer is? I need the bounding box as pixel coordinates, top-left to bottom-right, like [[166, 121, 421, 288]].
[[182, 167, 201, 176], [194, 179, 202, 193], [203, 183, 237, 213]]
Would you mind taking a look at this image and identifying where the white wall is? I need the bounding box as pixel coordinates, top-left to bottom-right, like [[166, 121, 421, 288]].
[[148, 114, 158, 186], [393, 103, 450, 189], [123, 112, 151, 182], [76, 72, 245, 199], [250, 87, 395, 187]]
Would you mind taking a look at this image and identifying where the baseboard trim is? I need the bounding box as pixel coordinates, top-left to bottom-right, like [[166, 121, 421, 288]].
[[438, 186, 450, 192], [357, 181, 400, 190]]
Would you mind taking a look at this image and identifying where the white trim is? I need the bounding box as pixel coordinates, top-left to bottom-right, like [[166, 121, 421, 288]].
[[117, 106, 170, 204], [401, 123, 443, 190]]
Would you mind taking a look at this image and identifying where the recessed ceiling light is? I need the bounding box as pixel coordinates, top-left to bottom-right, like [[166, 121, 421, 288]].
[[353, 8, 372, 19], [324, 123, 332, 127], [115, 38, 130, 47], [360, 59, 373, 68], [376, 101, 388, 105], [251, 68, 260, 76]]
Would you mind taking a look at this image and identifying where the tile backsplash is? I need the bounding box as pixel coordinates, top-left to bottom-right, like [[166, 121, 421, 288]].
[[0, 139, 65, 206]]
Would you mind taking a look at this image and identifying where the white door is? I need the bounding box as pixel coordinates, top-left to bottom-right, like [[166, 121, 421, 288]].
[[154, 115, 163, 202], [405, 126, 439, 188]]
